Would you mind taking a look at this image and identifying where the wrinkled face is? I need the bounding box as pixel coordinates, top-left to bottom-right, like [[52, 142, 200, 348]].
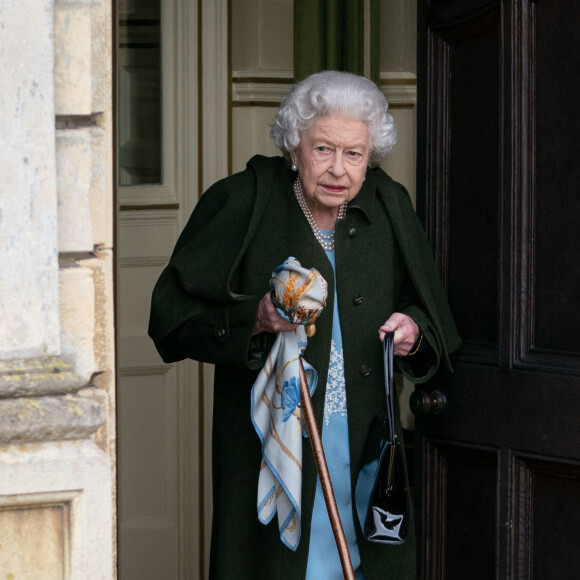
[[290, 114, 370, 212]]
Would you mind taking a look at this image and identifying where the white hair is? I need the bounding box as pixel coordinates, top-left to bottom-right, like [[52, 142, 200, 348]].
[[270, 70, 397, 164]]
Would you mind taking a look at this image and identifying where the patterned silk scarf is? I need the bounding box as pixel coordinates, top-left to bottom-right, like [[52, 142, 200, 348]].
[[251, 257, 328, 550]]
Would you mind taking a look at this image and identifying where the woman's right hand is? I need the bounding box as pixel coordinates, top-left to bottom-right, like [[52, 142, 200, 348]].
[[252, 292, 299, 335]]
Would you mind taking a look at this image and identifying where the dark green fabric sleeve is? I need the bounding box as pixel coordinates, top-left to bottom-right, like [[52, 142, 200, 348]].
[[397, 304, 440, 384], [373, 168, 462, 373], [154, 293, 274, 369], [148, 165, 269, 368], [394, 268, 440, 383]]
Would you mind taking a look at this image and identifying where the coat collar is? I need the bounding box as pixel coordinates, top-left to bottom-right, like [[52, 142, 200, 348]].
[[248, 154, 378, 223], [345, 166, 377, 224]]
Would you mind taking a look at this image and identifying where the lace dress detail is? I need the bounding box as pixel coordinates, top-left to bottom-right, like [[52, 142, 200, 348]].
[[324, 340, 347, 426], [306, 234, 362, 579]]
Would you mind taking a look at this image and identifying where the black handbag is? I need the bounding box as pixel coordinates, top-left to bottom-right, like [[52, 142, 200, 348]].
[[354, 331, 409, 545]]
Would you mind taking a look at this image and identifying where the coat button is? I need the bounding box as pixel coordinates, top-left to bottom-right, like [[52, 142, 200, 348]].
[[353, 293, 364, 306], [217, 328, 226, 337], [360, 365, 372, 377], [348, 227, 357, 237]]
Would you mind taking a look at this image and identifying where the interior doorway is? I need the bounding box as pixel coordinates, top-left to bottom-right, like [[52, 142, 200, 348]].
[[114, 0, 227, 577]]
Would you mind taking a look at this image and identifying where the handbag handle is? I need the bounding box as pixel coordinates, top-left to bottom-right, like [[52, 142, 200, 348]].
[[383, 331, 396, 444]]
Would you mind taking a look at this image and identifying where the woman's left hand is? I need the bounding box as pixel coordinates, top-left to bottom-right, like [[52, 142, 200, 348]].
[[379, 313, 420, 356]]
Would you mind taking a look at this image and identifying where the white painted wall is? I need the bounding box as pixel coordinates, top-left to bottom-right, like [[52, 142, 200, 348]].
[[0, 0, 115, 577], [0, 0, 60, 360]]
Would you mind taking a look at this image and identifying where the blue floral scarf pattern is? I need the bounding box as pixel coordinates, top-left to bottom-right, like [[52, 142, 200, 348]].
[[251, 257, 327, 550]]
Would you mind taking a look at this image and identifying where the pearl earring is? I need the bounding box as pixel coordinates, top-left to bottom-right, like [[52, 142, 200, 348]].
[[291, 163, 298, 172]]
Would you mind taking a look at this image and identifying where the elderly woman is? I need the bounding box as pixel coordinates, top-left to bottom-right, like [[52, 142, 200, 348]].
[[149, 70, 460, 579]]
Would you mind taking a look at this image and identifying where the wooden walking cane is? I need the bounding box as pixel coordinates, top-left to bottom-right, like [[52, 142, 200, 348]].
[[298, 356, 356, 580]]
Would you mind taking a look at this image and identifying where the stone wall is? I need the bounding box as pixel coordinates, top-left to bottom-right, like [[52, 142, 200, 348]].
[[0, 0, 115, 577]]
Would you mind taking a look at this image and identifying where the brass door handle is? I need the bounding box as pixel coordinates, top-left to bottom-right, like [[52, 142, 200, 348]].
[[410, 389, 447, 416]]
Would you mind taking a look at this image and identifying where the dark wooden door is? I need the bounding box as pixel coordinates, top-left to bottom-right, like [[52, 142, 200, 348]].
[[415, 1, 580, 578]]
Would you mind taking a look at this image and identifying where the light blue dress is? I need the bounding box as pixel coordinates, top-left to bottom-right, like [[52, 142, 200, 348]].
[[305, 242, 365, 580]]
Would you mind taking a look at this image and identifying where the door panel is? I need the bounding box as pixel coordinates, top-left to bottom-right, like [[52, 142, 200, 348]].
[[423, 441, 498, 579], [416, 1, 580, 578], [531, 1, 580, 360], [514, 456, 580, 578], [445, 9, 500, 354]]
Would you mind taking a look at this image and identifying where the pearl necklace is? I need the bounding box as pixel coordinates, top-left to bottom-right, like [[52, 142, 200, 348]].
[[293, 177, 347, 251]]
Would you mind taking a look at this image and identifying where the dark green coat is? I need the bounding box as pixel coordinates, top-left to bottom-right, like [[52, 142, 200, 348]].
[[149, 155, 461, 579]]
